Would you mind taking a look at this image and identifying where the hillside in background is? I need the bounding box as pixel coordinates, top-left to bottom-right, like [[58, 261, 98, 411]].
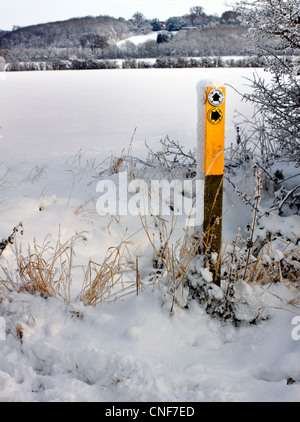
[[0, 15, 131, 48], [0, 9, 253, 66]]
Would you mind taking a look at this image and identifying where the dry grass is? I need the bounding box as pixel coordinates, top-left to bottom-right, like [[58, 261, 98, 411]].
[[73, 194, 99, 219], [9, 321, 24, 343], [0, 167, 12, 192], [140, 214, 202, 308], [78, 244, 136, 306], [0, 233, 77, 302], [0, 232, 137, 306], [25, 165, 47, 184]]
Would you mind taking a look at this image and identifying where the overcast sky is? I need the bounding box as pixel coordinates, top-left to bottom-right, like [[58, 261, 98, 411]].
[[0, 0, 237, 30]]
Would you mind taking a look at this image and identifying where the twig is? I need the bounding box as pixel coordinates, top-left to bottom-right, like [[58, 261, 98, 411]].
[[243, 164, 262, 281]]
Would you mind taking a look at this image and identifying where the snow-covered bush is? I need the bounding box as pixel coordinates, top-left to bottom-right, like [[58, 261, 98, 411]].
[[236, 0, 300, 162], [185, 255, 269, 325]]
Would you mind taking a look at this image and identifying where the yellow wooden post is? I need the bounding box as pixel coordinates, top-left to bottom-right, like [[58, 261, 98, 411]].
[[198, 85, 226, 286]]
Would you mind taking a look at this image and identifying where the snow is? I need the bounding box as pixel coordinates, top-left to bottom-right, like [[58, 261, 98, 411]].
[[200, 267, 213, 284], [0, 68, 260, 163], [0, 287, 299, 402], [117, 32, 167, 47], [0, 317, 5, 341], [0, 68, 299, 402]]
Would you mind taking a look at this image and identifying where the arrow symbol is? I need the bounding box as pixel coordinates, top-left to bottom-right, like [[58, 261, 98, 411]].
[[211, 110, 221, 122], [212, 93, 221, 103]]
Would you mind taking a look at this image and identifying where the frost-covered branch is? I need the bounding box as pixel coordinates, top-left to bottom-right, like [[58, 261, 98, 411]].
[[0, 223, 23, 257], [236, 0, 300, 163]]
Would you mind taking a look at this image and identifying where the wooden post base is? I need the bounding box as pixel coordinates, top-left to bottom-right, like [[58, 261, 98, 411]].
[[203, 174, 223, 286]]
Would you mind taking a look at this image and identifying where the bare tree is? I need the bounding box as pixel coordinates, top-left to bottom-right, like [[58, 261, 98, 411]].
[[132, 12, 146, 28], [80, 34, 110, 57], [190, 6, 204, 16], [188, 6, 206, 26], [130, 12, 151, 34], [237, 0, 300, 162]]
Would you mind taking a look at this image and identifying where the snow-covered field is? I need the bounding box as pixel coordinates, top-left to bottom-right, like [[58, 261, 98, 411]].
[[0, 68, 299, 402], [0, 68, 255, 162]]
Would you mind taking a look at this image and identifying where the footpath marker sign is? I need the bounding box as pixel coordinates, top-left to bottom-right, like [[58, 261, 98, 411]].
[[197, 81, 226, 286]]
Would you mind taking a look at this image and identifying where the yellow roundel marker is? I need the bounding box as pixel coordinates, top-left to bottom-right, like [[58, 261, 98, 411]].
[[208, 89, 225, 107], [207, 107, 224, 125]]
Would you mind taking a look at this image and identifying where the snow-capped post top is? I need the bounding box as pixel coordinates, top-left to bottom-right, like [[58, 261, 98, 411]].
[[196, 80, 226, 286]]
